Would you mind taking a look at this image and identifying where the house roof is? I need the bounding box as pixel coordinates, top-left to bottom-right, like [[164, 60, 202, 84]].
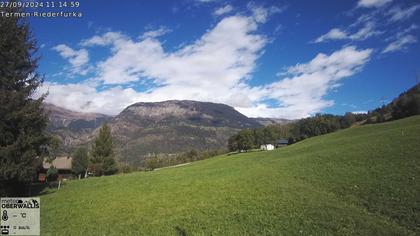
[[277, 139, 289, 144], [43, 156, 72, 170]]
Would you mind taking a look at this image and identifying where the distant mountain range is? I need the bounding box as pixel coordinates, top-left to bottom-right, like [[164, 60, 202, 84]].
[[44, 101, 291, 166], [44, 103, 112, 152]]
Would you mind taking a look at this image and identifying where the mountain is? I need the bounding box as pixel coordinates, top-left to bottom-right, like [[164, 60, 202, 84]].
[[43, 103, 112, 152], [44, 100, 265, 166], [252, 117, 293, 126], [108, 100, 261, 165]]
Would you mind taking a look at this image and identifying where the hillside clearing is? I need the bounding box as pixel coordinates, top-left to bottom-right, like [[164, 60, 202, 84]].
[[40, 116, 420, 235]]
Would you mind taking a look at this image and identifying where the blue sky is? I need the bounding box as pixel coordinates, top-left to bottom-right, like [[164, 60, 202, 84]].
[[29, 0, 420, 119]]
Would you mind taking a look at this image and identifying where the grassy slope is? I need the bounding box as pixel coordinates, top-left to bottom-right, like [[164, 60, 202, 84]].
[[40, 116, 420, 235]]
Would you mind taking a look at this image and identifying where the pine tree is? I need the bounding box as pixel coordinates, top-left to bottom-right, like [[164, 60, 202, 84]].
[[89, 124, 117, 176], [0, 9, 50, 196]]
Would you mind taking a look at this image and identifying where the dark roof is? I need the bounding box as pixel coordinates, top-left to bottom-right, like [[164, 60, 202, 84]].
[[277, 139, 289, 145]]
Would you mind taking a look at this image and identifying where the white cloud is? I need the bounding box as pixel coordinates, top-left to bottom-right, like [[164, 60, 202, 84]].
[[403, 23, 418, 33], [387, 4, 420, 22], [314, 28, 348, 43], [385, 24, 418, 42], [250, 46, 373, 118], [52, 44, 89, 75], [214, 4, 233, 16], [38, 82, 141, 115], [247, 2, 286, 23], [382, 24, 418, 53], [349, 21, 382, 40], [140, 26, 171, 39], [314, 21, 382, 43], [351, 13, 376, 27], [80, 31, 127, 47], [47, 15, 267, 114], [88, 15, 265, 87], [357, 0, 392, 8], [382, 34, 417, 53], [46, 14, 371, 119]]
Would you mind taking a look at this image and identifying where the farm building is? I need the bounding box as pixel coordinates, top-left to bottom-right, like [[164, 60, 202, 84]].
[[38, 156, 73, 181], [276, 139, 289, 148], [260, 144, 275, 151]]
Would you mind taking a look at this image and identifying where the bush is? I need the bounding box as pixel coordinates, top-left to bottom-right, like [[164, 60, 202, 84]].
[[46, 166, 58, 182]]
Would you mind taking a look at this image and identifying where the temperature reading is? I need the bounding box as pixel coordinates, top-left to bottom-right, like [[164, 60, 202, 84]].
[[0, 198, 40, 235]]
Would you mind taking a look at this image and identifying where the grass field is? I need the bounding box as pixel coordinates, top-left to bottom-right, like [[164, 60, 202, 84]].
[[40, 116, 420, 235]]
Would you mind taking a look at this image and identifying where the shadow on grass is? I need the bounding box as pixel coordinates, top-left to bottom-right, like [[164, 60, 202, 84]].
[[175, 226, 187, 236]]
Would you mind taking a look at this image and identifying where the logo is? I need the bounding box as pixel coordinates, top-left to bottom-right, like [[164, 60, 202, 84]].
[[0, 198, 40, 235]]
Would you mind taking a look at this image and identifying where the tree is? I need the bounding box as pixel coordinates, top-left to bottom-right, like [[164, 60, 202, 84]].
[[185, 149, 198, 161], [262, 127, 275, 144], [89, 124, 117, 176], [340, 112, 356, 128], [228, 134, 239, 152], [0, 8, 50, 196], [145, 156, 160, 171], [392, 90, 420, 119], [236, 130, 254, 151], [72, 147, 88, 178], [46, 136, 62, 162], [288, 136, 295, 145], [46, 166, 58, 182]]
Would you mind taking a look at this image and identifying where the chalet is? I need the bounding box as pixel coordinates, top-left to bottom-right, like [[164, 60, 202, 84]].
[[38, 156, 73, 182], [276, 139, 289, 148], [260, 144, 275, 151]]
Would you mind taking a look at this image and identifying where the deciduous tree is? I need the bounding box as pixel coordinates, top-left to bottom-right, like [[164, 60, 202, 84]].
[[72, 147, 88, 178]]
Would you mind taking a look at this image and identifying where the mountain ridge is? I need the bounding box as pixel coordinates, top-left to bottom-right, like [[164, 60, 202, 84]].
[[44, 100, 293, 166], [107, 100, 262, 165]]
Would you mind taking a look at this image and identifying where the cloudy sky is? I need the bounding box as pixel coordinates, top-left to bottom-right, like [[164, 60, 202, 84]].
[[30, 0, 420, 119]]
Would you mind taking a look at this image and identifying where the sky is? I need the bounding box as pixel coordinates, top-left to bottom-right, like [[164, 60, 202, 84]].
[[28, 0, 420, 119]]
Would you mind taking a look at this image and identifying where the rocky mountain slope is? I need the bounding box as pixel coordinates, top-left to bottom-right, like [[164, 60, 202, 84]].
[[44, 103, 112, 152], [252, 117, 292, 126], [108, 100, 261, 165]]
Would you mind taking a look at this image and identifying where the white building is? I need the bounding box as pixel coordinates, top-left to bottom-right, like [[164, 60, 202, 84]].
[[260, 144, 275, 151]]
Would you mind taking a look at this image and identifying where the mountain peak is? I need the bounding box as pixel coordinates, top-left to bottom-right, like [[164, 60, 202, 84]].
[[120, 100, 260, 128]]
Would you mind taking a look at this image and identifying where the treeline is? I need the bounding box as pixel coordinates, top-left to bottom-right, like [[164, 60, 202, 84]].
[[291, 113, 367, 141], [228, 113, 367, 152], [366, 83, 420, 124], [144, 149, 226, 170], [228, 125, 290, 152]]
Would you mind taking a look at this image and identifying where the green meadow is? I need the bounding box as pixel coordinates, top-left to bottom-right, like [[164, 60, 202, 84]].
[[40, 116, 420, 235]]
